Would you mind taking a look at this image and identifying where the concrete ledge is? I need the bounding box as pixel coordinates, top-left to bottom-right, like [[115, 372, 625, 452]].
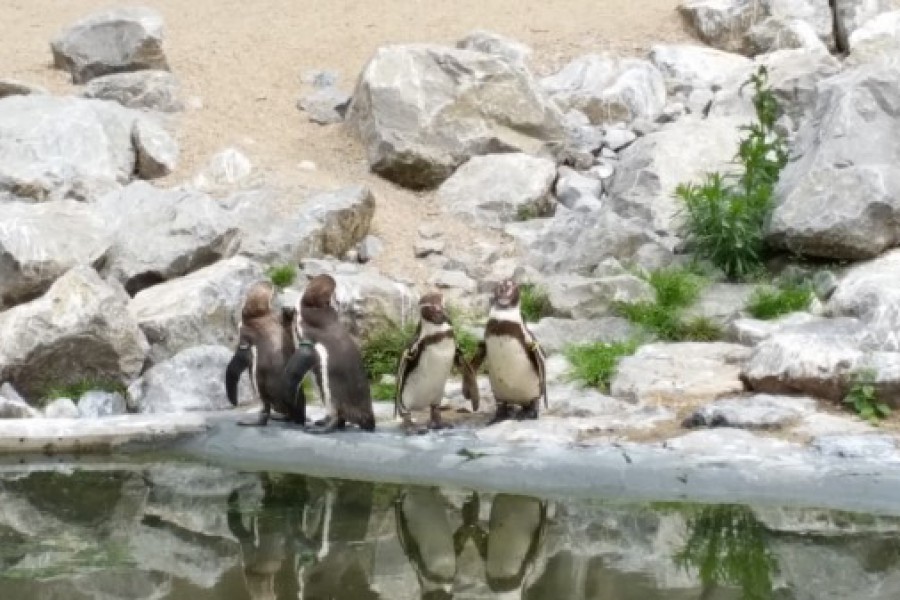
[[0, 414, 209, 454]]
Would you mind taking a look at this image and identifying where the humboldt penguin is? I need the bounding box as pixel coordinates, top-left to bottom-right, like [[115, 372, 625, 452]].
[[394, 292, 480, 433], [225, 280, 306, 426], [470, 279, 547, 424], [394, 487, 458, 599], [284, 273, 376, 433]]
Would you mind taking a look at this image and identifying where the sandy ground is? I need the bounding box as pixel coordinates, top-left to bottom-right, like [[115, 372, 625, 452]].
[[2, 0, 692, 288]]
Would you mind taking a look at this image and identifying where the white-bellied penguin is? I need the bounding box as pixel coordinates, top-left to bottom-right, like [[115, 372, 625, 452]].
[[283, 273, 376, 434], [394, 292, 479, 434], [225, 280, 306, 426], [471, 279, 547, 424]]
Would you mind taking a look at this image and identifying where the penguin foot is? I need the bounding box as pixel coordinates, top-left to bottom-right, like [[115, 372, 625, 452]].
[[427, 420, 454, 431], [517, 405, 539, 420], [269, 413, 288, 422], [487, 403, 511, 425]]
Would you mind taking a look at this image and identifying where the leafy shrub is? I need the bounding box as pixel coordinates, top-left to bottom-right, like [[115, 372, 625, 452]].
[[678, 316, 725, 342], [746, 282, 812, 320], [677, 66, 789, 281], [565, 340, 639, 391], [519, 283, 553, 323], [42, 378, 126, 405], [843, 369, 891, 423], [362, 322, 416, 381], [265, 264, 297, 289]]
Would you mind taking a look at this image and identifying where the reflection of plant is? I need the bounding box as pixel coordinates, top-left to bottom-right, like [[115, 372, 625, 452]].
[[675, 504, 777, 600], [844, 369, 891, 423]]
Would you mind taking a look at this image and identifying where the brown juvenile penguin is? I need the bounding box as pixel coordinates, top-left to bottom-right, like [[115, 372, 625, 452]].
[[226, 280, 306, 426], [394, 292, 479, 433], [471, 279, 547, 424], [284, 273, 376, 433]]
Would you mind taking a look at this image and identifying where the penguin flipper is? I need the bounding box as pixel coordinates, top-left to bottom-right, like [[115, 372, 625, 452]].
[[455, 348, 480, 412], [284, 341, 319, 426], [225, 342, 252, 407], [469, 341, 487, 373], [394, 344, 417, 419], [524, 326, 548, 410]]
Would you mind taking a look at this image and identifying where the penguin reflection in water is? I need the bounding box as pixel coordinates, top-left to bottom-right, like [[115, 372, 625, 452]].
[[284, 273, 376, 434], [395, 489, 549, 598], [394, 292, 480, 434], [471, 279, 548, 424], [225, 280, 307, 426]]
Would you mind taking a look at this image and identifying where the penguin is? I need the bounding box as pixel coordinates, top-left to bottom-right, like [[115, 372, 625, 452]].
[[225, 280, 307, 427], [394, 487, 458, 599], [470, 279, 548, 424], [394, 292, 480, 434], [283, 274, 376, 434]]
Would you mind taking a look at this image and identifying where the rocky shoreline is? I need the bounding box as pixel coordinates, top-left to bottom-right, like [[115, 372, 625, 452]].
[[3, 1, 900, 501]]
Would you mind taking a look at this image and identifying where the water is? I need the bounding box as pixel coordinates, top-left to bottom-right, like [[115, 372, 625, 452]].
[[1, 459, 900, 600]]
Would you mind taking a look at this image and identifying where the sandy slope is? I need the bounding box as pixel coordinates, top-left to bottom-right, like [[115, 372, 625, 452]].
[[2, 0, 691, 287]]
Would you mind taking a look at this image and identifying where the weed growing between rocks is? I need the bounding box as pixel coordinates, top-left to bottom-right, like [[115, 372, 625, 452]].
[[42, 378, 127, 406], [519, 283, 553, 322], [565, 339, 639, 392], [677, 66, 789, 281], [265, 264, 297, 289], [746, 281, 813, 320], [616, 267, 721, 341], [843, 369, 891, 424]]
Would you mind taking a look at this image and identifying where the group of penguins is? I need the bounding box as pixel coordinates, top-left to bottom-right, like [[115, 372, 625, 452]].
[[225, 274, 548, 434]]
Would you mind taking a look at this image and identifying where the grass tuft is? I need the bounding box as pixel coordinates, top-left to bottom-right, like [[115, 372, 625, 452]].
[[519, 283, 553, 323], [843, 369, 891, 424], [42, 378, 126, 406], [746, 282, 813, 320], [265, 264, 297, 289], [565, 340, 640, 392]]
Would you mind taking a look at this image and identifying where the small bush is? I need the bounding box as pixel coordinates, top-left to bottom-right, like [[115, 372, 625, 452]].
[[42, 378, 126, 405], [678, 316, 725, 342], [565, 340, 639, 392], [843, 369, 891, 424], [677, 66, 789, 281], [746, 282, 812, 320], [265, 264, 297, 289], [519, 283, 553, 323], [371, 380, 396, 403], [362, 321, 416, 381], [616, 267, 721, 341]]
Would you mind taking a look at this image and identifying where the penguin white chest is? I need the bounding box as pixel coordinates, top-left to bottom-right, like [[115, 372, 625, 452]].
[[401, 337, 456, 410], [485, 335, 540, 405]]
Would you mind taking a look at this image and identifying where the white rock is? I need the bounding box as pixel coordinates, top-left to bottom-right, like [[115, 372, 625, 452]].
[[77, 391, 128, 418], [132, 118, 178, 179], [648, 43, 753, 93], [191, 148, 254, 192], [455, 30, 533, 68], [81, 70, 183, 112], [44, 398, 80, 419]]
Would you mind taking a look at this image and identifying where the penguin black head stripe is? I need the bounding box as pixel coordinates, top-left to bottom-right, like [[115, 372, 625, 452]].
[[419, 292, 449, 325], [492, 279, 520, 309]]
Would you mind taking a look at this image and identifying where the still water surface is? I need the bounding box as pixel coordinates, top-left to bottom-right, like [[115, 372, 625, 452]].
[[1, 461, 900, 599]]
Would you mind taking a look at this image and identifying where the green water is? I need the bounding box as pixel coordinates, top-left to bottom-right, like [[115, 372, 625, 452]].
[[1, 461, 899, 599]]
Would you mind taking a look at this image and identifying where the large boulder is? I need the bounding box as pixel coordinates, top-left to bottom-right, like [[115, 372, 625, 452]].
[[747, 16, 828, 54], [50, 6, 169, 84], [543, 273, 655, 319], [848, 10, 900, 61], [0, 200, 112, 309], [529, 317, 637, 354], [437, 153, 557, 226], [510, 206, 673, 275], [129, 256, 264, 364], [132, 117, 178, 179], [648, 44, 753, 94], [81, 70, 183, 112], [345, 44, 566, 189], [826, 249, 900, 352], [0, 266, 149, 398], [127, 345, 253, 413], [610, 342, 750, 404], [0, 96, 140, 203], [767, 61, 900, 260], [540, 54, 666, 125], [230, 184, 376, 263], [607, 114, 745, 237], [96, 182, 240, 296], [741, 317, 883, 401]]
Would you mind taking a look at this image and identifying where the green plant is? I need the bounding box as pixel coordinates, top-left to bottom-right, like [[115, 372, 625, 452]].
[[746, 282, 813, 320], [265, 264, 297, 289], [516, 204, 540, 221], [615, 267, 721, 341], [679, 316, 725, 342], [519, 283, 553, 323], [42, 378, 126, 405], [371, 380, 396, 403], [362, 321, 417, 382], [843, 369, 891, 423], [565, 339, 639, 391], [677, 66, 789, 281]]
